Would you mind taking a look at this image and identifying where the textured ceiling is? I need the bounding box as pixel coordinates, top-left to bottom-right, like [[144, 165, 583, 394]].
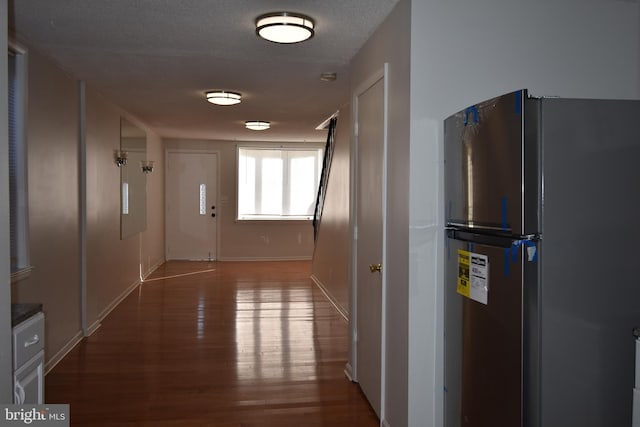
[[10, 0, 399, 142]]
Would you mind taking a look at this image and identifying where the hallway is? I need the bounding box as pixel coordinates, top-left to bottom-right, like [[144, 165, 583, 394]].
[[45, 261, 378, 426]]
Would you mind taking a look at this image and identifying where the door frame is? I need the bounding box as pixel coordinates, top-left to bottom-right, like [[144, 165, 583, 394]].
[[349, 63, 389, 420], [164, 148, 220, 261]]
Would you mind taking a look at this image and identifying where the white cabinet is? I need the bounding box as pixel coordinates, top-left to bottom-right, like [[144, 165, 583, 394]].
[[12, 311, 44, 404]]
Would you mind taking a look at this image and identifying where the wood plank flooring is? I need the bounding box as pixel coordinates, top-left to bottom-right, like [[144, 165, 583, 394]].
[[45, 261, 379, 426]]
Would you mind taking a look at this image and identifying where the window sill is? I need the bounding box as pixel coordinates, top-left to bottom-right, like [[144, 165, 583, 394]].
[[236, 217, 313, 223], [11, 266, 34, 284]]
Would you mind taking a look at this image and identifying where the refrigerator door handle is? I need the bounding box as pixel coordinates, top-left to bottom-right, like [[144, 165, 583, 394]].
[[446, 221, 512, 234], [446, 228, 539, 249]]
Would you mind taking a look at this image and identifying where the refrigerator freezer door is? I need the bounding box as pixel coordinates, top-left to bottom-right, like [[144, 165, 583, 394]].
[[445, 237, 524, 427], [444, 89, 537, 235]]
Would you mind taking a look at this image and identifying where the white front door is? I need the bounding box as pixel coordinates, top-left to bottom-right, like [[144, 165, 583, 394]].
[[166, 151, 218, 260], [355, 72, 385, 418]]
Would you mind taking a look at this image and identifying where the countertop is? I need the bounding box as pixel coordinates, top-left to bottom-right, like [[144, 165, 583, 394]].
[[11, 303, 43, 327]]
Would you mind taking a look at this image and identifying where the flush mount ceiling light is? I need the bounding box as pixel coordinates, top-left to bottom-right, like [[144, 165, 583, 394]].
[[255, 12, 315, 44], [320, 72, 337, 82], [245, 121, 271, 131], [206, 91, 242, 106]]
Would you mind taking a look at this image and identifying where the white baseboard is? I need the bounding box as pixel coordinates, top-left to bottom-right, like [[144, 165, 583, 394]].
[[44, 263, 166, 376], [84, 262, 160, 337], [143, 258, 164, 279], [344, 363, 354, 382], [310, 274, 349, 322], [97, 278, 141, 321], [85, 319, 101, 337], [44, 330, 84, 375]]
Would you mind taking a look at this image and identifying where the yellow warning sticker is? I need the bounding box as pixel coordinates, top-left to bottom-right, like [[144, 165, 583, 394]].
[[457, 249, 489, 304], [457, 249, 470, 298]]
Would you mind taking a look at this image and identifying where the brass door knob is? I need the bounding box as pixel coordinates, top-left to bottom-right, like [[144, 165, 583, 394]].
[[369, 263, 382, 273]]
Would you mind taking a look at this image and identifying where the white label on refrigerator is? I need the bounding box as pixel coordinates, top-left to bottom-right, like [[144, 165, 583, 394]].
[[457, 250, 489, 305], [469, 252, 489, 305], [469, 253, 489, 304]]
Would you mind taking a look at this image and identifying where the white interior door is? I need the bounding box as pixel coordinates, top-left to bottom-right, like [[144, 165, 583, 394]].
[[355, 73, 385, 418], [166, 151, 218, 260]]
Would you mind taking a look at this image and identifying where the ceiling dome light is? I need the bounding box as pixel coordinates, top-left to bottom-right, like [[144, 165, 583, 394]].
[[206, 91, 241, 106], [255, 12, 315, 44], [320, 72, 337, 82], [245, 121, 271, 131]]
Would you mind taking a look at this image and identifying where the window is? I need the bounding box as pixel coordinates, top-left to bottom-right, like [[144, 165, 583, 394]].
[[237, 146, 323, 220], [122, 183, 129, 215], [9, 42, 30, 279], [199, 184, 206, 215]]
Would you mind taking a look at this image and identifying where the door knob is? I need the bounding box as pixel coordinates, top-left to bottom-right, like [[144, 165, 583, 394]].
[[369, 263, 382, 273]]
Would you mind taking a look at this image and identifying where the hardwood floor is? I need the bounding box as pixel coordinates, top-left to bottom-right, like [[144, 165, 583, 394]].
[[45, 261, 379, 426]]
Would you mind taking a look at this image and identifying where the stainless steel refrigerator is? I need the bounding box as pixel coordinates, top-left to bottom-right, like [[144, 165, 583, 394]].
[[444, 89, 640, 427]]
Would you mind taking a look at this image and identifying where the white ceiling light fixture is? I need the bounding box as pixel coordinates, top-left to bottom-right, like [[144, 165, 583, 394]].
[[206, 91, 242, 106], [245, 121, 271, 131], [255, 12, 315, 44], [320, 72, 337, 82]]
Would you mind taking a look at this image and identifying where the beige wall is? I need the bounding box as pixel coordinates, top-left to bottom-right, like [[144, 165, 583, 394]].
[[310, 110, 351, 318], [350, 1, 411, 426], [11, 47, 82, 365], [85, 88, 164, 331], [164, 138, 317, 261], [11, 45, 165, 370], [142, 126, 165, 275]]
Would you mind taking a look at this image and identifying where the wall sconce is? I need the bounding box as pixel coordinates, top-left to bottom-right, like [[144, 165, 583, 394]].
[[141, 160, 154, 174], [115, 150, 128, 167]]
